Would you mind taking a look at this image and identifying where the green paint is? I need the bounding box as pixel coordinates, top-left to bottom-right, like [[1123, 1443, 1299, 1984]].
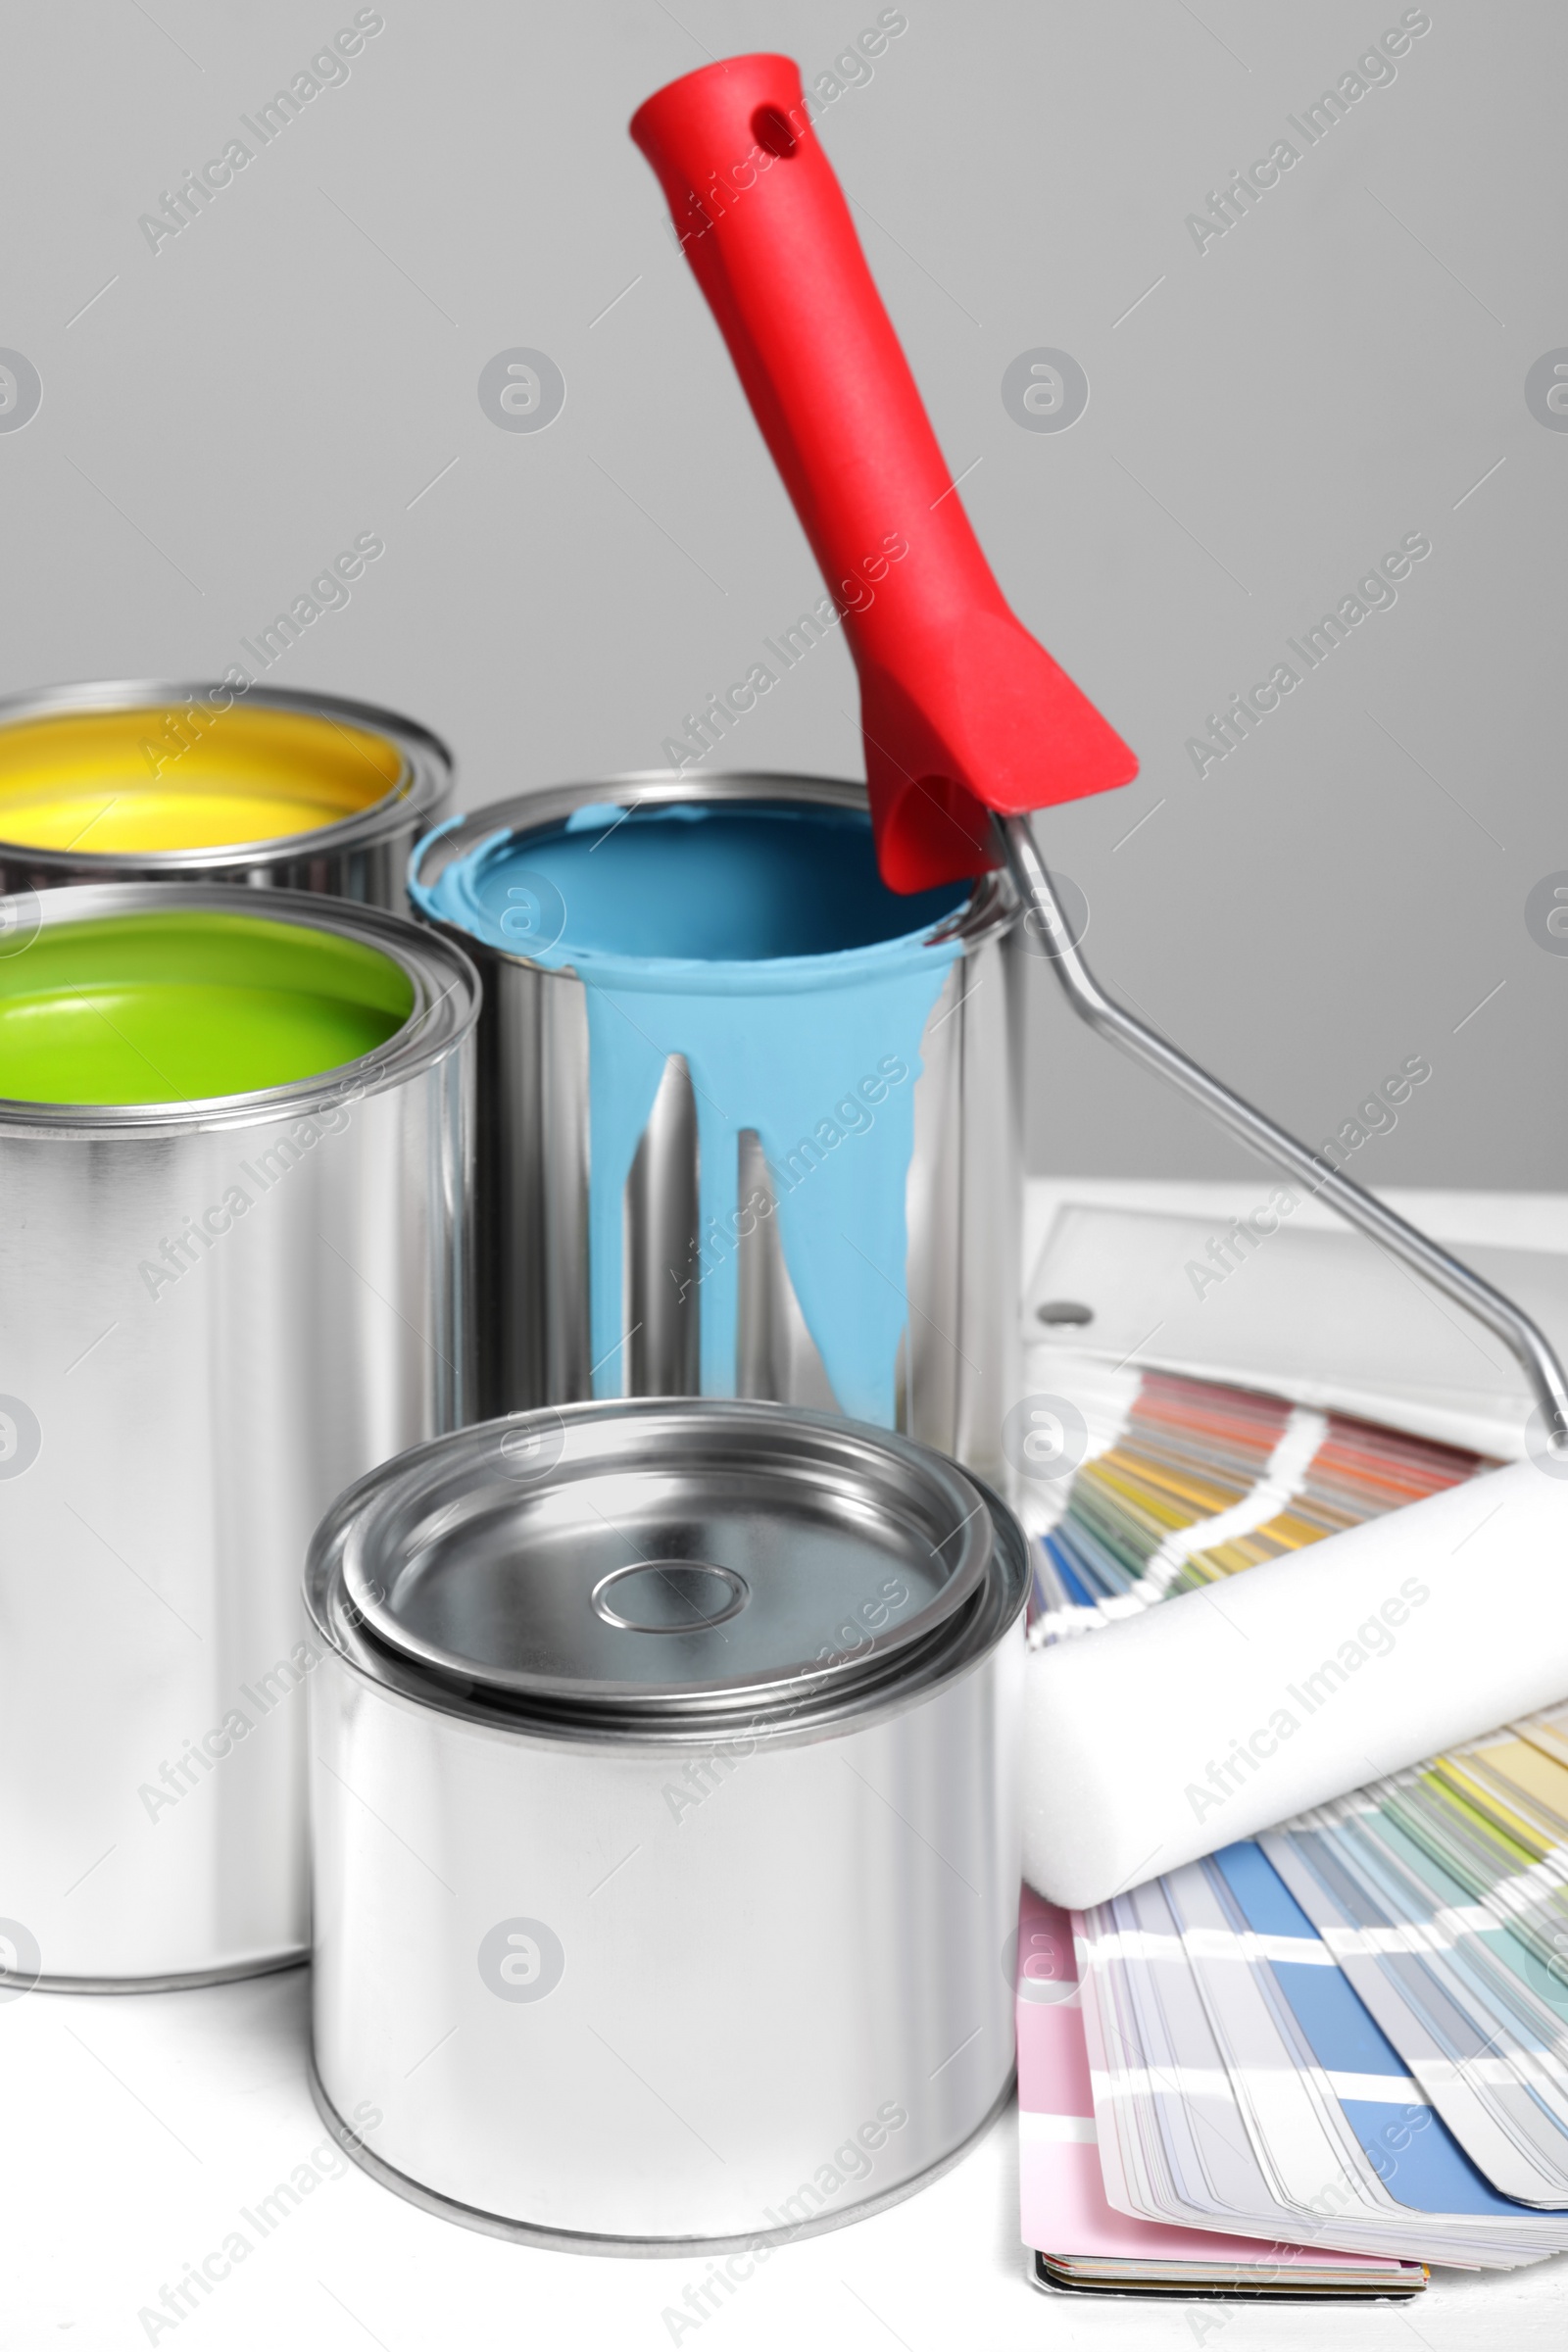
[[0, 910, 414, 1105]]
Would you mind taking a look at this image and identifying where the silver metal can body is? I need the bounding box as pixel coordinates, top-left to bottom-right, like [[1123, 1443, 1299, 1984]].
[[0, 680, 451, 906], [0, 885, 477, 1989], [305, 1401, 1028, 2250], [410, 772, 1023, 1485]]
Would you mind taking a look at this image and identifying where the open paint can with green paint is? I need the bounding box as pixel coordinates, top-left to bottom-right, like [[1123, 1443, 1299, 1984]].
[[0, 883, 477, 1989], [0, 679, 451, 906], [410, 771, 1021, 1479]]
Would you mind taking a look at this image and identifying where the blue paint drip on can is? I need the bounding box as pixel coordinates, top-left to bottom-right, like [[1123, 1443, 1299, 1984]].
[[413, 800, 965, 1424]]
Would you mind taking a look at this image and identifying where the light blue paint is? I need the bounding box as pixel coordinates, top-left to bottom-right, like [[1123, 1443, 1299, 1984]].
[[414, 802, 966, 1423]]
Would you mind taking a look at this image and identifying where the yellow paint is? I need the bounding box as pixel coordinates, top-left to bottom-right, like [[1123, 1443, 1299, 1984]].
[[0, 703, 405, 853]]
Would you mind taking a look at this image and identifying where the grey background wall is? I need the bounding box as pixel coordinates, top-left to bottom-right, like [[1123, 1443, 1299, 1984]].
[[5, 0, 1562, 1186]]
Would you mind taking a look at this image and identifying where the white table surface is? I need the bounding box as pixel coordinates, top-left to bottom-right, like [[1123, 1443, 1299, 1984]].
[[14, 1181, 1568, 2352]]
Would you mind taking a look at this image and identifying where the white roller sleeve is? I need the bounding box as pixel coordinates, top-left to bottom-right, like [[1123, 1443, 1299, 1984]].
[[1022, 1460, 1568, 1910]]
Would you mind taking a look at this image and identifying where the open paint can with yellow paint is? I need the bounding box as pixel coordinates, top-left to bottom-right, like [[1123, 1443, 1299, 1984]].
[[0, 680, 451, 906], [0, 881, 478, 1988]]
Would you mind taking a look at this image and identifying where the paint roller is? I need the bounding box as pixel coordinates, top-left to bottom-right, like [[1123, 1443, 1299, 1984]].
[[1021, 1459, 1568, 1906], [629, 55, 1568, 1902]]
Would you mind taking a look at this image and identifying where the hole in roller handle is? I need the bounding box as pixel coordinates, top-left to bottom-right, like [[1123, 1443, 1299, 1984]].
[[1001, 812, 1568, 1449], [751, 104, 798, 159]]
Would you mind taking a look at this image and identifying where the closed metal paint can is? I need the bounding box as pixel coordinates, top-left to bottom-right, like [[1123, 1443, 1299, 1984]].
[[0, 679, 451, 905], [0, 883, 477, 1989], [410, 772, 1022, 1485], [307, 1398, 1026, 2250]]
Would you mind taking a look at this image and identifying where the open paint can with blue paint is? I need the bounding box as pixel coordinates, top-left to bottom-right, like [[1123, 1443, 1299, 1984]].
[[410, 772, 1020, 1478]]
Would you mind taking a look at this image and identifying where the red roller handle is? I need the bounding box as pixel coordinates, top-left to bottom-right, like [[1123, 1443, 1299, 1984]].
[[630, 53, 1137, 893]]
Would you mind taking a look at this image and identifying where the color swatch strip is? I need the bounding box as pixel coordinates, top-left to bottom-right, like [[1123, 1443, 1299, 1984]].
[[1029, 1369, 1493, 1636]]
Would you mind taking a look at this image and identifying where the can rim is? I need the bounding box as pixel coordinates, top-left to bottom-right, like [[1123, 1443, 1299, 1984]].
[[408, 770, 1018, 964], [336, 1398, 992, 1714], [307, 1399, 1028, 1739], [307, 2057, 1018, 2257], [0, 679, 452, 870], [0, 881, 479, 1136]]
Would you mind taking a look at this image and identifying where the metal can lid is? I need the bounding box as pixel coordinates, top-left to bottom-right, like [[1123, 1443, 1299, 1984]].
[[333, 1400, 996, 1722]]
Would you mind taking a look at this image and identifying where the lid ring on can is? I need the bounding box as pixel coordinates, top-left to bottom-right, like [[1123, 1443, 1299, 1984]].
[[331, 1399, 997, 1723], [590, 1560, 751, 1634]]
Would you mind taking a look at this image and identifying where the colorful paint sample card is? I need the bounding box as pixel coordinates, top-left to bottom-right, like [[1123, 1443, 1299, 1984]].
[[1069, 1842, 1568, 2267], [1028, 1368, 1490, 1633], [1020, 1367, 1568, 2275], [1015, 1886, 1425, 2298]]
